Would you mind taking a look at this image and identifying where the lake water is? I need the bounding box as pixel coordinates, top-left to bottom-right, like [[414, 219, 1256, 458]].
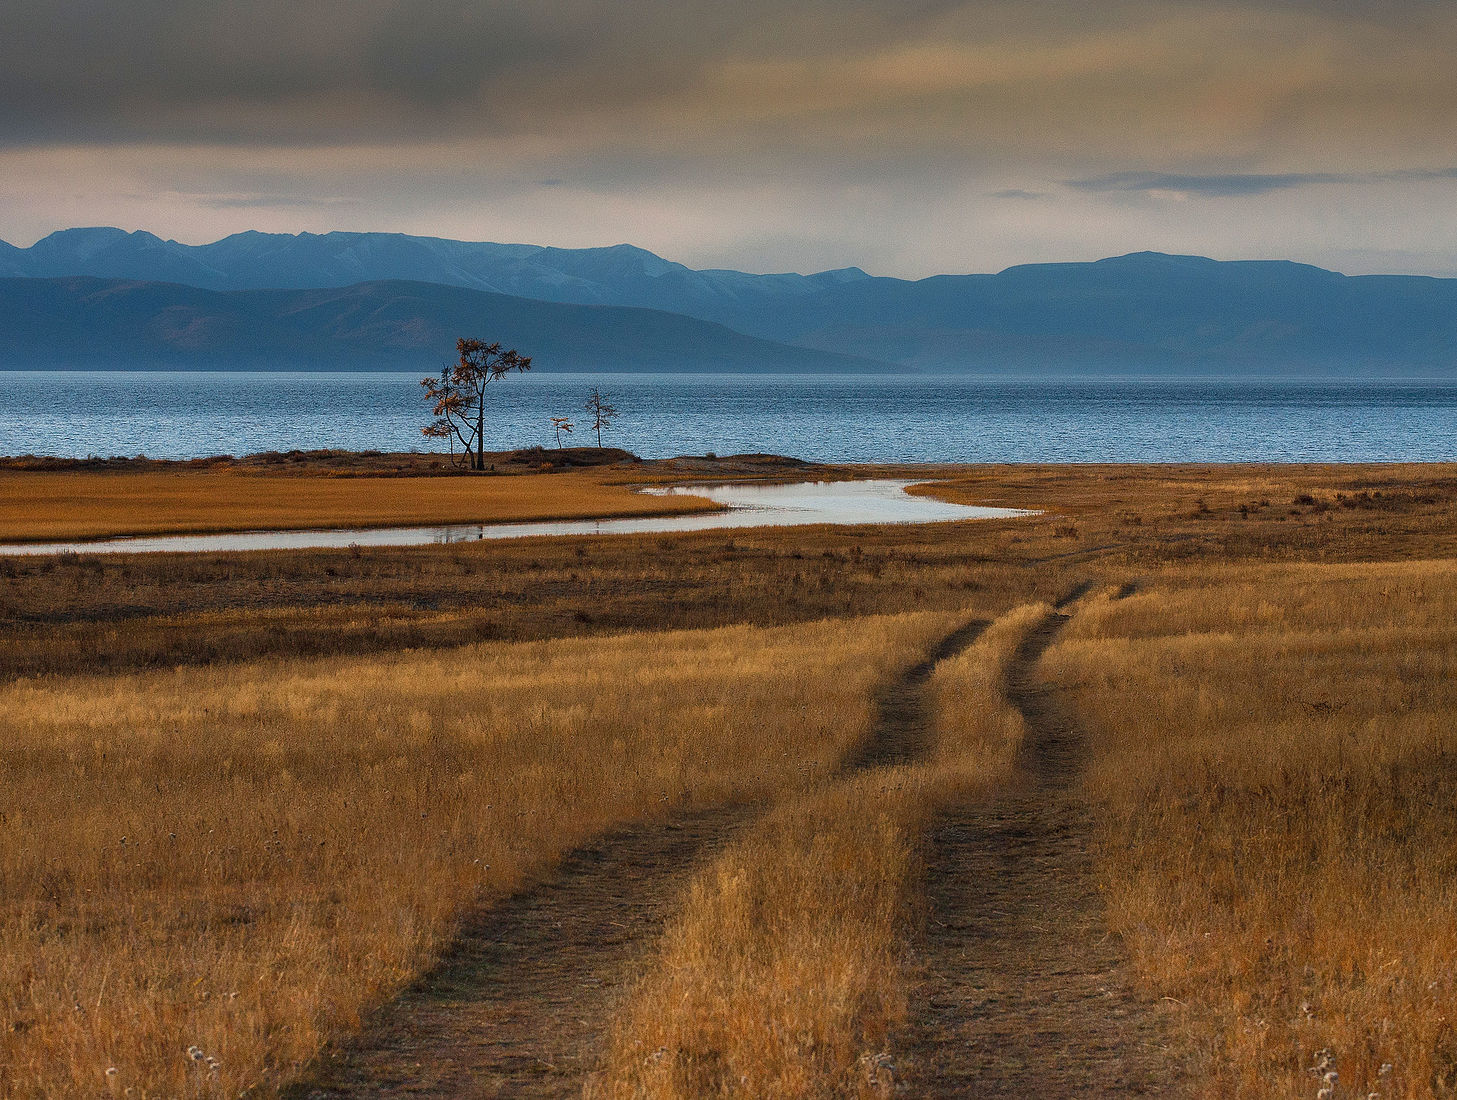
[[0, 480, 1033, 555], [1, 371, 1455, 463]]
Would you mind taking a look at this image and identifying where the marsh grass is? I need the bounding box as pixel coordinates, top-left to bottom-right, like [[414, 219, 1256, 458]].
[[0, 531, 1043, 683], [592, 605, 1046, 1098], [0, 468, 717, 542], [0, 611, 957, 1099], [8, 462, 1457, 1097], [1043, 561, 1457, 1099], [9, 462, 1456, 684]]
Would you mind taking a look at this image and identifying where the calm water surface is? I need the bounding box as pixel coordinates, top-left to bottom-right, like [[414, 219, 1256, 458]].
[[1, 370, 1454, 462]]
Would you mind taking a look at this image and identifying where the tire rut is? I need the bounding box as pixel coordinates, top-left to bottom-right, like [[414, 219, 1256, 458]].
[[844, 617, 990, 771], [902, 605, 1187, 1098], [286, 809, 748, 1099], [285, 617, 993, 1099]]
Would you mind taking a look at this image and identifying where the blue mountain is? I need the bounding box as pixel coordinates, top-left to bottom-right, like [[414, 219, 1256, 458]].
[[4, 229, 1457, 372], [0, 275, 887, 372]]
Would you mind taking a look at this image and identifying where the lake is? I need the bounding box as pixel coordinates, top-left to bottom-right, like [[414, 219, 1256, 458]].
[[2, 370, 1455, 463]]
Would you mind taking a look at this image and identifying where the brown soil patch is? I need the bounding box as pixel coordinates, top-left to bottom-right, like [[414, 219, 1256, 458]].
[[902, 606, 1189, 1097]]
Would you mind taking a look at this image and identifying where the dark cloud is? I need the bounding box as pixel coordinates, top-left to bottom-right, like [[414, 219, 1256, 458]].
[[0, 0, 1453, 152], [3, 0, 1457, 275], [0, 0, 961, 144], [1067, 172, 1352, 197]]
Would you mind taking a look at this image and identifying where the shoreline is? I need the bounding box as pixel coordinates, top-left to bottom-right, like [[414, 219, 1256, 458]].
[[4, 451, 1456, 545]]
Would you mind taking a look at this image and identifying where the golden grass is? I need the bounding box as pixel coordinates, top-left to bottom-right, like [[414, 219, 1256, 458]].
[[9, 462, 1457, 1097], [592, 604, 1046, 1099], [924, 603, 1048, 782], [1042, 561, 1457, 1099], [0, 611, 957, 1100], [0, 527, 1046, 683], [7, 461, 1457, 684], [0, 468, 717, 542]]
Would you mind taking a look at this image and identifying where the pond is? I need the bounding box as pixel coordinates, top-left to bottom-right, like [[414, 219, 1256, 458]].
[[0, 479, 1033, 555]]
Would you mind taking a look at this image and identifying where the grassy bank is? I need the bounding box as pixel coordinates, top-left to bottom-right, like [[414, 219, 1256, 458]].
[[1043, 561, 1457, 1098], [0, 467, 719, 542]]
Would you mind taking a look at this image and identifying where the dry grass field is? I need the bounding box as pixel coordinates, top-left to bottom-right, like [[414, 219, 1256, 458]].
[[1044, 561, 1457, 1099], [0, 466, 717, 542], [4, 461, 1457, 1097], [0, 611, 961, 1099], [593, 605, 1044, 1098]]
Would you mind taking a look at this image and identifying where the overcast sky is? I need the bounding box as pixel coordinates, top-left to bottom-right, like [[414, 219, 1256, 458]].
[[2, 0, 1455, 277]]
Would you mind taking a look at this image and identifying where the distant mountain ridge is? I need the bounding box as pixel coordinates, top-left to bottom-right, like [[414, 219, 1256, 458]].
[[0, 276, 885, 372], [4, 228, 1457, 372], [0, 227, 873, 337]]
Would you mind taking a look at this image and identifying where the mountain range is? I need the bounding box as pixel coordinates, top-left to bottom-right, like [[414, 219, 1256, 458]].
[[0, 277, 875, 372], [3, 227, 1457, 373]]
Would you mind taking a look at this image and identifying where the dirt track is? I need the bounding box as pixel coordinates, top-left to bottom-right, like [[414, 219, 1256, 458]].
[[901, 606, 1188, 1097], [287, 618, 991, 1099], [287, 810, 745, 1099], [287, 605, 1181, 1098]]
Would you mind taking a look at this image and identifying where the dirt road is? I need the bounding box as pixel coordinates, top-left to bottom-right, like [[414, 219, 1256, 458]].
[[288, 618, 991, 1098], [901, 607, 1187, 1097]]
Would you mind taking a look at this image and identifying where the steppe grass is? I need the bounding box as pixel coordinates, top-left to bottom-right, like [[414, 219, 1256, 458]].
[[0, 529, 1037, 683], [0, 468, 716, 542], [1042, 561, 1457, 1099], [0, 611, 957, 1099], [592, 604, 1047, 1098]]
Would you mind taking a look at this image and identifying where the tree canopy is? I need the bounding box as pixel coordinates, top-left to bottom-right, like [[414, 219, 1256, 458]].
[[421, 338, 532, 469]]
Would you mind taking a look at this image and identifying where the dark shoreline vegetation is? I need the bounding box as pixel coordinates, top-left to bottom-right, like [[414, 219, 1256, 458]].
[[4, 457, 1457, 1098], [0, 446, 813, 476]]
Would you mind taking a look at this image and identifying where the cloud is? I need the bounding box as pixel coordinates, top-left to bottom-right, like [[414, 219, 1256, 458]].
[[4, 0, 1457, 276], [1066, 168, 1457, 198], [1, 0, 1455, 159], [195, 192, 361, 210]]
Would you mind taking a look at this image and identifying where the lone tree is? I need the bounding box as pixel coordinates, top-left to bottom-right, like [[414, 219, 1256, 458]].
[[550, 416, 574, 448], [421, 338, 532, 470], [583, 386, 619, 448]]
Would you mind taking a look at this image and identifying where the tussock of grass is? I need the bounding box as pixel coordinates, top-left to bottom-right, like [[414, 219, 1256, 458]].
[[589, 771, 932, 1100], [593, 605, 1046, 1099], [926, 602, 1048, 780], [1043, 561, 1457, 1099], [0, 611, 955, 1100]]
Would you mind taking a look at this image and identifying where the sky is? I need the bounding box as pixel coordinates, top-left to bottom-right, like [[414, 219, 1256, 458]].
[[2, 0, 1456, 278]]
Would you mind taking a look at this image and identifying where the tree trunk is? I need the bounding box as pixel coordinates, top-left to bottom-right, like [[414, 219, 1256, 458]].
[[475, 392, 485, 471]]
